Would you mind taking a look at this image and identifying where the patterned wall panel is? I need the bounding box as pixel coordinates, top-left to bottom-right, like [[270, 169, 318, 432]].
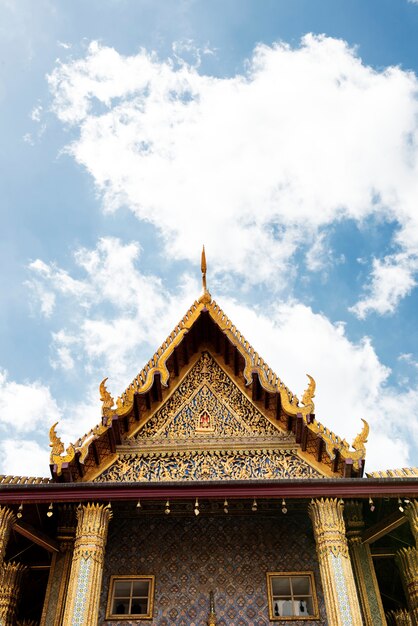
[[98, 512, 327, 625]]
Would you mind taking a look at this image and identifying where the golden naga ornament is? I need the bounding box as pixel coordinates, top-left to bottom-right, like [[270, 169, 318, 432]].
[[100, 377, 115, 423], [301, 374, 316, 410], [49, 422, 75, 476]]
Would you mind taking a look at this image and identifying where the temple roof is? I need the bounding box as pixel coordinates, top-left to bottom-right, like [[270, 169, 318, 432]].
[[49, 250, 368, 483]]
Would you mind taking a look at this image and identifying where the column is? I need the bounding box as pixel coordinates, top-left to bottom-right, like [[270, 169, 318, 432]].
[[62, 503, 112, 626], [398, 500, 418, 626], [40, 505, 76, 626], [406, 501, 418, 545], [386, 610, 412, 625], [0, 506, 16, 564], [345, 500, 387, 626], [396, 548, 418, 626], [309, 498, 363, 626], [0, 562, 27, 626]]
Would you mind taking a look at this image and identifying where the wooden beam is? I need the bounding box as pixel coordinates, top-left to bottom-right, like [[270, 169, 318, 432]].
[[332, 449, 340, 474], [214, 327, 220, 353], [107, 428, 116, 454], [133, 394, 140, 422], [191, 321, 198, 352], [233, 347, 239, 376], [224, 337, 230, 365], [252, 373, 261, 402], [14, 521, 59, 553], [145, 392, 151, 410], [153, 374, 162, 403], [295, 413, 303, 443], [61, 465, 73, 483], [316, 438, 324, 463], [91, 441, 100, 466], [370, 547, 396, 558], [75, 453, 84, 478], [301, 424, 308, 452], [183, 339, 189, 365], [362, 510, 407, 545], [264, 392, 270, 410], [112, 415, 122, 445], [343, 459, 353, 478], [276, 394, 282, 421], [123, 416, 129, 433], [173, 349, 179, 377]]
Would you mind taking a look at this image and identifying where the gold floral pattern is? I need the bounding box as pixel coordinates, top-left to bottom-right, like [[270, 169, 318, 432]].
[[135, 352, 285, 441], [95, 448, 320, 482]]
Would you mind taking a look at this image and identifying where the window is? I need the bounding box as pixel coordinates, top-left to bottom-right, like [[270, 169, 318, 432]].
[[106, 576, 155, 620], [266, 572, 319, 620]]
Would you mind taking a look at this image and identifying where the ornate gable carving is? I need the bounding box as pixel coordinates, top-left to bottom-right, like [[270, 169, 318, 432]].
[[134, 352, 282, 442], [93, 353, 323, 482]]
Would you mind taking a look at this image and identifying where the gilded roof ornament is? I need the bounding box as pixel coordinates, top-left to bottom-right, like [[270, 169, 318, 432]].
[[49, 422, 75, 476], [350, 418, 369, 455], [198, 245, 212, 305], [100, 377, 115, 423], [301, 374, 316, 411]]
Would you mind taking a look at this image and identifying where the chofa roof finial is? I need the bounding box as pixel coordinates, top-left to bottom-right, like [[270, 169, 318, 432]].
[[199, 245, 212, 304]]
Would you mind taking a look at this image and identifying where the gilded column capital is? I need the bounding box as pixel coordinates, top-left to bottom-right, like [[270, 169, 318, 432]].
[[397, 547, 418, 582], [386, 609, 413, 626], [406, 501, 418, 546], [73, 503, 112, 565], [0, 506, 16, 564], [0, 562, 28, 626], [308, 498, 349, 558], [396, 547, 418, 625]]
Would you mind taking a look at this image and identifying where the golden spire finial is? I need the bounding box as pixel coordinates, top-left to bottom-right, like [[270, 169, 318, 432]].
[[199, 245, 211, 304]]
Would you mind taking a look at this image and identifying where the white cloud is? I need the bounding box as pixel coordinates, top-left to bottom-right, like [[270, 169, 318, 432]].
[[0, 369, 61, 432], [0, 439, 50, 477], [219, 297, 412, 471], [46, 35, 418, 316], [351, 253, 417, 318], [28, 237, 198, 390]]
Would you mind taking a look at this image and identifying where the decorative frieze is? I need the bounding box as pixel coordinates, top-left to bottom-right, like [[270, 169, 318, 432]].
[[96, 447, 321, 482]]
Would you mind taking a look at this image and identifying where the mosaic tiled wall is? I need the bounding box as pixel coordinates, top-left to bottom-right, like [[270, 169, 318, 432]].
[[98, 512, 327, 625]]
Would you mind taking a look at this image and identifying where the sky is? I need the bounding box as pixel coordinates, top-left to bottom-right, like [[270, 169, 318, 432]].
[[1, 0, 418, 477]]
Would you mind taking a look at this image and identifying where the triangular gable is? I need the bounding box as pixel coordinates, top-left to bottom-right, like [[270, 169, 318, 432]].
[[134, 352, 282, 441], [49, 284, 368, 482], [93, 352, 323, 483]]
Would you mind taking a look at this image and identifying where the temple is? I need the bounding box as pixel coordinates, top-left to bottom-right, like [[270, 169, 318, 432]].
[[1, 249, 418, 625]]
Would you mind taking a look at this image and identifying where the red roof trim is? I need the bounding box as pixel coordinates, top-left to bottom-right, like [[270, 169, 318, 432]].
[[0, 478, 417, 504]]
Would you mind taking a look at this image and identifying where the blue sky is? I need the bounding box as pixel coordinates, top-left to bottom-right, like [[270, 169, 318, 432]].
[[1, 0, 418, 476]]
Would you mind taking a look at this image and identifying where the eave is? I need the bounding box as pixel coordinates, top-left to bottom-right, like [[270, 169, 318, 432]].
[[2, 477, 418, 505]]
